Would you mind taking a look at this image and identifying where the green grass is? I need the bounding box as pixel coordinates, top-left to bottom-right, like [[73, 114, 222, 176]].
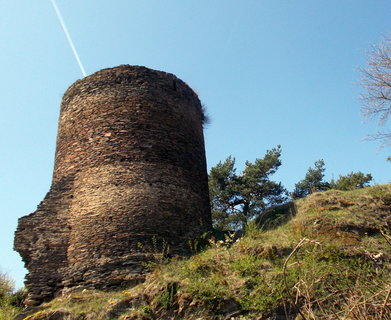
[[20, 184, 391, 320]]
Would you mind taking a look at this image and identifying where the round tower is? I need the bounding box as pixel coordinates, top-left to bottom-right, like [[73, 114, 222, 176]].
[[14, 65, 211, 305]]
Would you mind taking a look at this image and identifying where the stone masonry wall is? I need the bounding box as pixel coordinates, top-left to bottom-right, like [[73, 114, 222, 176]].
[[14, 65, 212, 306]]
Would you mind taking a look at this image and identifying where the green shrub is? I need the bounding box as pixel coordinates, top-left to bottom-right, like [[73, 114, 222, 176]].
[[330, 171, 372, 190], [0, 272, 23, 320], [292, 159, 330, 199]]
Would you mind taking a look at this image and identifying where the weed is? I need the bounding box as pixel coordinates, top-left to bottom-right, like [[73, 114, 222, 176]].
[[159, 282, 177, 310]]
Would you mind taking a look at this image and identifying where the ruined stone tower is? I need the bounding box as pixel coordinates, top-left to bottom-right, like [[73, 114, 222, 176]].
[[14, 65, 212, 306]]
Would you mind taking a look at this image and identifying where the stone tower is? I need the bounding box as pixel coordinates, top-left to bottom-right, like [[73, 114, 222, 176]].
[[14, 65, 211, 306]]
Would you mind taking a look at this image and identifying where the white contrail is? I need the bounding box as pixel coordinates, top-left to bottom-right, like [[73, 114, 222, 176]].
[[50, 0, 87, 77]]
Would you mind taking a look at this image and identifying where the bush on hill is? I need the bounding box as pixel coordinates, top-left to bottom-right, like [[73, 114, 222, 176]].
[[0, 272, 26, 320], [330, 171, 373, 190], [293, 159, 373, 199]]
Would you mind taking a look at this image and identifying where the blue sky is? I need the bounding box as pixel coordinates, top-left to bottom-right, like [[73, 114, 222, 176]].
[[1, 1, 390, 289]]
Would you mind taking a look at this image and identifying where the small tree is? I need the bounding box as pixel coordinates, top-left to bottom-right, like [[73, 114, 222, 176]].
[[0, 271, 25, 319], [360, 32, 391, 148], [330, 172, 372, 191], [292, 159, 330, 199], [0, 272, 13, 305], [209, 146, 288, 231]]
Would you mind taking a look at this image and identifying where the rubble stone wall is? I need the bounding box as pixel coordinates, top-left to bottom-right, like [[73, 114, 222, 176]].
[[14, 65, 211, 306]]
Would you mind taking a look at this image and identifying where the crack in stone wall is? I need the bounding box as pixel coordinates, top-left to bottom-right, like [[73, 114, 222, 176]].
[[14, 65, 212, 306]]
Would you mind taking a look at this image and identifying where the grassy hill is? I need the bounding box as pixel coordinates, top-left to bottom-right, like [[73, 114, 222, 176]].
[[11, 184, 391, 320]]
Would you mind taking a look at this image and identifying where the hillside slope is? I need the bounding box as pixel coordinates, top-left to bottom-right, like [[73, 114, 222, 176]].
[[16, 184, 391, 320]]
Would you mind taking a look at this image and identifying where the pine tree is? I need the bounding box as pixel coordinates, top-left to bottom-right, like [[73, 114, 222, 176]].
[[209, 146, 288, 231], [292, 159, 330, 199], [330, 172, 372, 191]]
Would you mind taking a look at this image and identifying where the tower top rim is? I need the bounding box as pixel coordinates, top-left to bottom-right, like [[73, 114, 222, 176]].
[[61, 65, 200, 112]]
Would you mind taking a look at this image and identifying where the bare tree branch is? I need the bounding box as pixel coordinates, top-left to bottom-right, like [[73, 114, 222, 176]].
[[360, 32, 391, 149]]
